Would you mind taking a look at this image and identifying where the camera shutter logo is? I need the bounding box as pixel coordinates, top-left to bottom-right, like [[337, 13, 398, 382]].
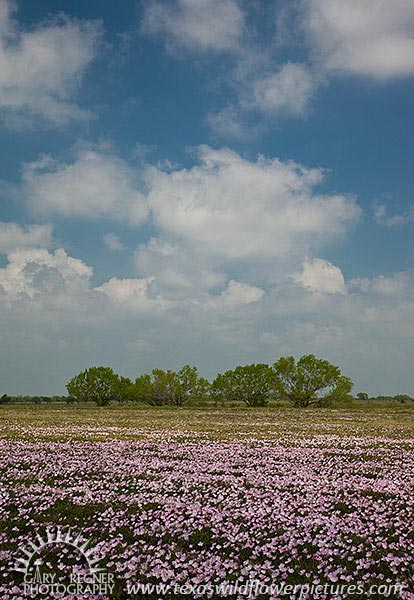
[[14, 527, 104, 578]]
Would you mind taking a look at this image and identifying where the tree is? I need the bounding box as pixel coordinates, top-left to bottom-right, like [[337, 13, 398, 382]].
[[176, 365, 210, 405], [133, 365, 210, 406], [356, 392, 369, 401], [211, 364, 276, 407], [66, 367, 130, 406], [0, 394, 11, 405], [132, 373, 155, 403], [393, 394, 413, 403], [272, 355, 353, 408], [147, 369, 181, 406]]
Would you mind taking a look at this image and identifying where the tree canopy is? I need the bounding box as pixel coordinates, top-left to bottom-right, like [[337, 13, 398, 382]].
[[272, 354, 353, 407], [63, 356, 356, 408], [66, 366, 131, 406], [211, 363, 276, 407], [133, 365, 209, 406]]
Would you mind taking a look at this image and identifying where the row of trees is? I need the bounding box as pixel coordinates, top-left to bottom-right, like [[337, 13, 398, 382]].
[[65, 355, 354, 408], [5, 392, 411, 406], [3, 395, 67, 405], [356, 393, 413, 404]]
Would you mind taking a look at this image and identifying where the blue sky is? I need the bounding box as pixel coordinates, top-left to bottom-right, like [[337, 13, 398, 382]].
[[0, 0, 413, 395]]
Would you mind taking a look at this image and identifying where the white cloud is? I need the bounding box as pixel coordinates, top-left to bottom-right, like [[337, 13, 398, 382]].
[[294, 258, 347, 295], [20, 144, 359, 302], [23, 149, 149, 223], [141, 0, 245, 53], [0, 245, 264, 317], [20, 145, 360, 293], [303, 0, 414, 79], [144, 146, 360, 264], [142, 0, 414, 138], [141, 2, 319, 130], [251, 63, 317, 117], [0, 0, 102, 127], [135, 237, 227, 299], [103, 233, 125, 251], [0, 247, 91, 301], [373, 203, 413, 226], [0, 222, 53, 253], [204, 279, 264, 311], [95, 276, 163, 312], [350, 271, 414, 297], [95, 274, 264, 315], [207, 63, 318, 138], [206, 106, 254, 140]]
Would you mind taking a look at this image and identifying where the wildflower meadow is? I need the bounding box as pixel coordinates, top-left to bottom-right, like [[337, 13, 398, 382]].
[[0, 406, 413, 599]]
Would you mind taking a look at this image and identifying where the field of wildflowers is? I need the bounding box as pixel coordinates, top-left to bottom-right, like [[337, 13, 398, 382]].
[[0, 406, 413, 599]]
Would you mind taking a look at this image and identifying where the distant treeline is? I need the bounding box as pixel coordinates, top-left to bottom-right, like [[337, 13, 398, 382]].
[[2, 393, 412, 406], [2, 355, 413, 408], [0, 394, 69, 405], [355, 393, 413, 403]]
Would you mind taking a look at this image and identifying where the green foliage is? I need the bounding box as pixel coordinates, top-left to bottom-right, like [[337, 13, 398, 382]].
[[393, 394, 413, 404], [211, 363, 276, 407], [6, 395, 68, 404], [58, 357, 414, 410], [356, 392, 414, 404], [0, 394, 11, 405], [272, 354, 353, 408], [132, 373, 154, 403], [132, 365, 210, 406], [66, 367, 131, 406], [369, 394, 414, 404]]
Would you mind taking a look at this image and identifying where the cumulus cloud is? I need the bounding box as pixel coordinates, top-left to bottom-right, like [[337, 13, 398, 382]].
[[207, 62, 318, 137], [141, 0, 245, 53], [21, 144, 360, 266], [95, 274, 264, 315], [0, 0, 101, 127], [303, 0, 414, 79], [203, 279, 264, 311], [205, 106, 253, 140], [141, 0, 414, 137], [250, 63, 317, 117], [135, 237, 227, 299], [23, 149, 148, 223], [95, 276, 163, 312], [144, 146, 359, 264], [103, 233, 125, 251], [0, 222, 53, 253], [350, 271, 414, 297], [0, 245, 264, 316], [0, 247, 92, 301], [294, 258, 347, 295], [141, 1, 320, 131], [20, 144, 359, 298]]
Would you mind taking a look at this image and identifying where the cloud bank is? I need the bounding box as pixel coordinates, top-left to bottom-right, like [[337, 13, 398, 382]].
[[0, 0, 101, 127]]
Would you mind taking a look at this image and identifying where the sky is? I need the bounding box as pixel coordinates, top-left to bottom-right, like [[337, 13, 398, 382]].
[[0, 0, 413, 396]]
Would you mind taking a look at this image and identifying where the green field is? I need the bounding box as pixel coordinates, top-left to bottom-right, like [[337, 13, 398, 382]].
[[1, 403, 414, 441]]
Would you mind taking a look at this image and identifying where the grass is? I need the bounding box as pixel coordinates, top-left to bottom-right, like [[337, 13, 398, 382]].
[[1, 402, 414, 442]]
